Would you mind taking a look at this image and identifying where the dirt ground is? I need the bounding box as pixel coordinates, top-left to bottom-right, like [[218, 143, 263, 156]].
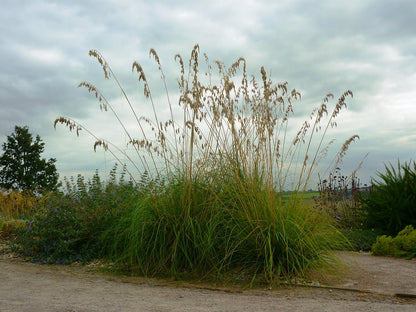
[[1, 251, 415, 312]]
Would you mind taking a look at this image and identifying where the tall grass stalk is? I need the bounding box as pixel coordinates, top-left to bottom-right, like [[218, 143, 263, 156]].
[[55, 45, 356, 282]]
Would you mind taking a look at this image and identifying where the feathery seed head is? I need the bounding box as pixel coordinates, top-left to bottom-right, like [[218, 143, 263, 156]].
[[94, 140, 109, 152], [149, 48, 160, 66], [89, 49, 111, 79], [132, 62, 147, 82]]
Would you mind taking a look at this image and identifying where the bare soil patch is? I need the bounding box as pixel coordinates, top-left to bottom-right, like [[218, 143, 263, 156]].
[[318, 251, 416, 296], [1, 250, 415, 312]]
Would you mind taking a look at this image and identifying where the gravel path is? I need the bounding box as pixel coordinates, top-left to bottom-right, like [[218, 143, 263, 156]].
[[1, 252, 415, 312]]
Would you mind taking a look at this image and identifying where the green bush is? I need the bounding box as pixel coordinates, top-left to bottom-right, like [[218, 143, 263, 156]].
[[361, 161, 416, 236], [372, 225, 416, 259], [372, 235, 396, 257], [394, 225, 416, 252], [341, 228, 380, 251], [11, 166, 140, 264], [12, 203, 87, 264]]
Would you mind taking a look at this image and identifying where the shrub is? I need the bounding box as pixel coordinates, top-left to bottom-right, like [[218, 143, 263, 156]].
[[372, 225, 416, 259], [11, 166, 140, 264], [361, 161, 416, 236], [0, 217, 28, 240], [394, 225, 416, 252], [341, 228, 380, 251], [12, 203, 87, 264], [372, 235, 396, 257]]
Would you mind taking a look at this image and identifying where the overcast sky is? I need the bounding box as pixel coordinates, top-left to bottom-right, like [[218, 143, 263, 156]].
[[1, 0, 415, 189]]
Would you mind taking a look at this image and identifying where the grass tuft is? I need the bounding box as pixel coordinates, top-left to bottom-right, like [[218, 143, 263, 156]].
[[51, 46, 357, 283]]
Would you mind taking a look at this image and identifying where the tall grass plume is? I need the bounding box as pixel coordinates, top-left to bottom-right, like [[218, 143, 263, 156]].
[[54, 45, 357, 283]]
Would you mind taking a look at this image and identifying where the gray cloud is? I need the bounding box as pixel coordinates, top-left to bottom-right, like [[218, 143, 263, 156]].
[[1, 0, 415, 188]]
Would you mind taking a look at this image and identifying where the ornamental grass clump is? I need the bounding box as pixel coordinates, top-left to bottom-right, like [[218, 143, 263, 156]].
[[361, 160, 416, 236], [54, 45, 357, 283]]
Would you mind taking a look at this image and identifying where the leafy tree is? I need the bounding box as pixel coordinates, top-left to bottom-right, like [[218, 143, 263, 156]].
[[0, 126, 59, 194]]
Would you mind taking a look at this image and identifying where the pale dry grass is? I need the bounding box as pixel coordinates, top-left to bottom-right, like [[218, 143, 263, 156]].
[[54, 45, 359, 194], [0, 188, 46, 217]]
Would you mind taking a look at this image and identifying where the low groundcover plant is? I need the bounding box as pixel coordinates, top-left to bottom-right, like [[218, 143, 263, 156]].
[[372, 225, 416, 259]]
